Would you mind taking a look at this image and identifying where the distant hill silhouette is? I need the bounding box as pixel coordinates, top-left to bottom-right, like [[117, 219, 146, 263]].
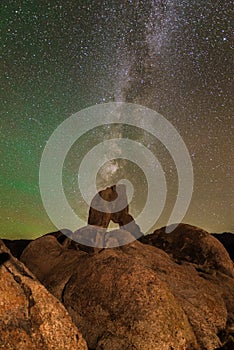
[[3, 239, 31, 259], [212, 233, 234, 262]]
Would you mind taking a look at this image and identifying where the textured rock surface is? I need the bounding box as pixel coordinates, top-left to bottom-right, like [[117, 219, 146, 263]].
[[88, 184, 142, 238], [121, 240, 234, 350], [2, 229, 73, 259], [3, 221, 234, 350], [63, 246, 198, 350], [21, 235, 198, 349], [139, 223, 234, 277], [71, 225, 138, 250], [21, 235, 86, 299], [19, 224, 234, 350], [0, 240, 88, 350]]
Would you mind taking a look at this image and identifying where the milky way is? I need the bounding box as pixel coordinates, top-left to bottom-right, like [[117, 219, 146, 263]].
[[1, 1, 233, 238]]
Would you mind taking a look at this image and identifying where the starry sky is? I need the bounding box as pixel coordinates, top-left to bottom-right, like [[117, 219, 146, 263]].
[[1, 0, 233, 238]]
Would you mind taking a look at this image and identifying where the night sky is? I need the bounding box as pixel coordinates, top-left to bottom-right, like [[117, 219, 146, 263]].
[[1, 0, 233, 238]]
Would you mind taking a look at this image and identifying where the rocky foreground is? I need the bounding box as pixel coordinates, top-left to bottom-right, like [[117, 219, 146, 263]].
[[0, 223, 234, 350]]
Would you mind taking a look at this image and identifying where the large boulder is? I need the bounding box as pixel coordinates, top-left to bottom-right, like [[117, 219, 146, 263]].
[[7, 225, 234, 350], [20, 234, 198, 349], [121, 240, 234, 350], [57, 247, 199, 350], [2, 229, 73, 259], [70, 226, 138, 251], [139, 223, 234, 278], [0, 240, 88, 350], [20, 235, 87, 299]]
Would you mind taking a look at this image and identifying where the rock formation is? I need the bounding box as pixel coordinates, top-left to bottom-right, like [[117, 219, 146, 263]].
[[21, 234, 87, 299], [88, 184, 142, 238], [62, 244, 199, 350], [0, 240, 88, 350], [21, 234, 198, 349], [19, 224, 234, 350], [63, 184, 142, 251], [139, 223, 234, 278], [1, 186, 234, 349]]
